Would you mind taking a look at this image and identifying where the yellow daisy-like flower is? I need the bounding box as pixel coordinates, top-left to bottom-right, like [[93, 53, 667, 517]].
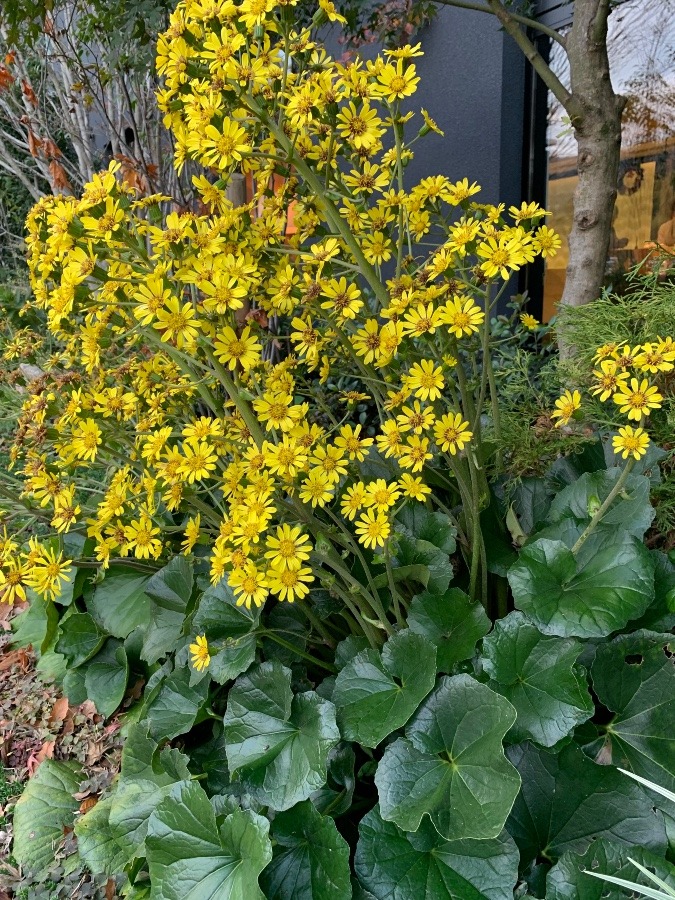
[[200, 118, 249, 169], [124, 515, 163, 560], [550, 389, 581, 426], [182, 514, 201, 554], [355, 509, 391, 550], [433, 413, 473, 454], [335, 424, 374, 461], [520, 313, 539, 330], [398, 474, 431, 500], [376, 60, 420, 102], [341, 482, 367, 521], [214, 325, 262, 372], [532, 225, 561, 259], [267, 564, 314, 603], [264, 524, 312, 571], [364, 478, 401, 512], [405, 359, 445, 401], [590, 360, 629, 402], [612, 425, 650, 460], [229, 562, 269, 609], [189, 634, 210, 672], [634, 342, 675, 374], [420, 108, 444, 136], [153, 296, 200, 348], [613, 378, 663, 421], [25, 546, 72, 601], [440, 295, 485, 338], [299, 469, 334, 508]]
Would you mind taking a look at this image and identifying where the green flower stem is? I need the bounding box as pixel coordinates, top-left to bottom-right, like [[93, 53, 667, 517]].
[[297, 599, 338, 649], [321, 553, 394, 637], [260, 630, 337, 673], [324, 506, 380, 603], [571, 458, 637, 555], [318, 575, 381, 649], [201, 345, 266, 448], [385, 539, 405, 628]]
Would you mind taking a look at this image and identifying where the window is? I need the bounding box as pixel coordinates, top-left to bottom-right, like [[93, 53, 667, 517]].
[[543, 0, 675, 319]]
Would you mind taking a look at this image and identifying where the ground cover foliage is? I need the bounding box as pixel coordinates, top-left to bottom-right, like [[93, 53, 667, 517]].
[[1, 0, 675, 897]]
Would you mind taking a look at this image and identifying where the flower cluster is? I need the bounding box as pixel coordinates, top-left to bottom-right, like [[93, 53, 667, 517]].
[[3, 0, 556, 617], [551, 339, 673, 459]]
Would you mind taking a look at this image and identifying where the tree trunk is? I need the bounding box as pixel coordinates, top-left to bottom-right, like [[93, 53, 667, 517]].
[[560, 0, 625, 326]]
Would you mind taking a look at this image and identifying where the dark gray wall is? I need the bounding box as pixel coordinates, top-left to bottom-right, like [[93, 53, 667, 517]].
[[324, 7, 526, 211]]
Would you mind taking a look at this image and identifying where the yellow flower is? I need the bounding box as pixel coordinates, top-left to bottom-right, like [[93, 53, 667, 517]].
[[337, 102, 384, 151], [420, 108, 444, 136], [405, 359, 445, 401], [402, 302, 444, 338], [634, 342, 675, 374], [69, 418, 102, 462], [396, 401, 435, 435], [520, 313, 539, 330], [264, 524, 312, 570], [376, 60, 420, 102], [182, 514, 202, 554], [124, 515, 162, 560], [318, 0, 347, 23], [355, 509, 391, 550], [477, 235, 528, 279], [154, 296, 200, 348], [590, 360, 629, 402], [614, 344, 642, 370], [593, 342, 619, 362], [25, 545, 73, 601], [200, 119, 249, 169], [351, 319, 382, 365], [612, 425, 650, 460], [364, 479, 401, 512], [299, 469, 334, 508], [551, 389, 581, 426], [321, 278, 363, 319], [51, 486, 80, 534], [532, 225, 561, 259], [434, 413, 473, 454], [214, 326, 262, 371], [398, 435, 432, 471], [613, 378, 663, 421], [0, 560, 29, 606], [229, 562, 269, 609], [508, 201, 549, 223], [335, 424, 374, 461], [440, 296, 485, 338], [398, 473, 431, 500], [267, 563, 314, 602], [341, 482, 367, 521], [179, 439, 218, 483], [189, 634, 210, 672]]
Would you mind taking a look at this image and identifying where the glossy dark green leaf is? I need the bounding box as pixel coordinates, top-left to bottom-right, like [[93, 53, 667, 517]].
[[11, 594, 58, 654], [191, 578, 261, 685], [547, 469, 654, 539], [395, 536, 452, 595], [396, 505, 457, 554], [508, 534, 654, 638], [546, 838, 675, 899], [141, 556, 194, 664], [87, 566, 152, 639], [108, 723, 192, 862], [481, 612, 593, 746], [12, 760, 82, 874], [145, 663, 210, 740], [332, 630, 436, 747], [311, 743, 356, 817], [55, 612, 104, 668], [506, 741, 667, 866], [84, 638, 128, 717], [591, 631, 675, 790], [223, 661, 340, 811], [260, 799, 351, 900], [75, 795, 128, 877], [355, 806, 519, 900], [146, 780, 272, 900], [408, 588, 490, 673], [375, 674, 520, 840]]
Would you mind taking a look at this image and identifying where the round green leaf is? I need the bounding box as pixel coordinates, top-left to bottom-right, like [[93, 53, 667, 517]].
[[223, 661, 340, 811], [55, 612, 104, 667], [375, 674, 520, 841], [547, 469, 655, 539], [355, 805, 519, 900], [506, 741, 667, 867], [260, 799, 351, 900], [397, 506, 457, 554], [13, 760, 82, 874], [591, 631, 675, 790], [408, 589, 490, 673], [75, 795, 128, 877], [146, 780, 272, 900], [84, 638, 129, 718], [311, 742, 356, 817], [191, 578, 261, 685], [546, 837, 675, 899], [332, 630, 436, 748], [481, 611, 593, 746], [145, 662, 210, 740], [87, 566, 152, 638], [141, 556, 194, 665], [508, 534, 655, 638]]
